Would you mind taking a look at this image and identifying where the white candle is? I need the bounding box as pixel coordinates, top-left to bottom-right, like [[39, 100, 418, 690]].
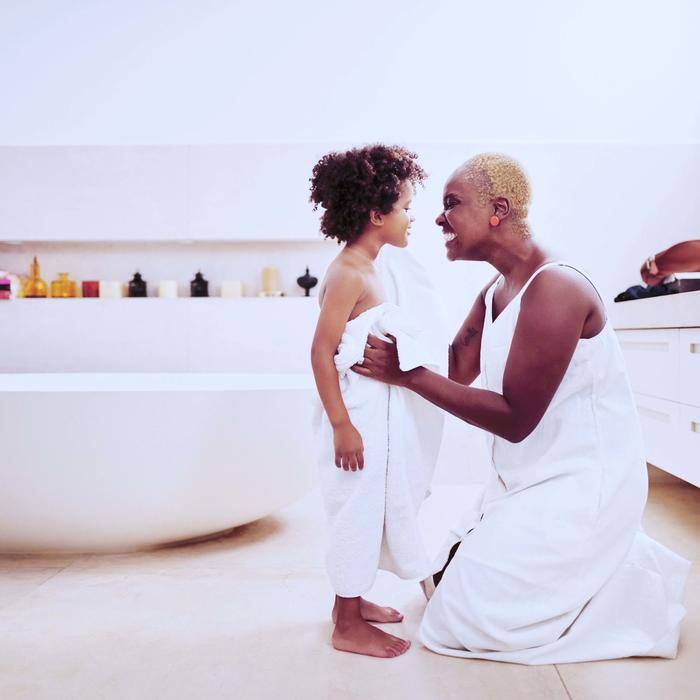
[[221, 280, 243, 298], [158, 280, 178, 298], [99, 281, 123, 299], [261, 266, 279, 293]]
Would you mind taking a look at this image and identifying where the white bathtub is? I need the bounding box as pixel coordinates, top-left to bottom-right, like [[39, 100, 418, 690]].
[[0, 373, 317, 553]]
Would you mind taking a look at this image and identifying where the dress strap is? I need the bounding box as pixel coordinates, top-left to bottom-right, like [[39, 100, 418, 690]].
[[520, 261, 605, 308], [483, 276, 500, 325], [517, 260, 566, 300]]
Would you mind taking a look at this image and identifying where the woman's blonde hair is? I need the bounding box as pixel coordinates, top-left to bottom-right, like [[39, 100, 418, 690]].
[[461, 153, 532, 238]]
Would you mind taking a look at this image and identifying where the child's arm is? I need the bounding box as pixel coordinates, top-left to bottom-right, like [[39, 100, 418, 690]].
[[311, 269, 365, 472]]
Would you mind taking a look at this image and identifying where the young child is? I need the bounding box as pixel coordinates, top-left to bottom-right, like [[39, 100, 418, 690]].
[[309, 145, 442, 658]]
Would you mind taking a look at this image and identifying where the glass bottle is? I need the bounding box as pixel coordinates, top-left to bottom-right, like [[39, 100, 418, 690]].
[[128, 272, 147, 297], [50, 272, 77, 298], [23, 256, 48, 298], [190, 271, 209, 297]]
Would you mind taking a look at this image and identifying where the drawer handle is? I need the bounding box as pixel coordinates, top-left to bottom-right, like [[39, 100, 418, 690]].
[[690, 343, 700, 354], [637, 406, 671, 423], [620, 341, 670, 353], [692, 421, 700, 434]]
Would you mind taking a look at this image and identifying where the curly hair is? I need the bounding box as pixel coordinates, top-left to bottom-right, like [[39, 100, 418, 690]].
[[309, 144, 426, 244]]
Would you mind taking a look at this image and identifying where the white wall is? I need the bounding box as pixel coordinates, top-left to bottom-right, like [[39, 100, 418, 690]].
[[1, 1, 698, 145]]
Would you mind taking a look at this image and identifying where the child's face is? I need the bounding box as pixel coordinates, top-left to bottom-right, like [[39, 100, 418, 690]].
[[382, 181, 414, 248]]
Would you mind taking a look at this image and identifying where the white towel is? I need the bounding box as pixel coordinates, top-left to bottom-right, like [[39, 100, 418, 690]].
[[314, 249, 446, 597]]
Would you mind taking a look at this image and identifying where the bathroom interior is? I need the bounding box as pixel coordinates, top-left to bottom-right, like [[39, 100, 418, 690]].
[[1, 1, 699, 698]]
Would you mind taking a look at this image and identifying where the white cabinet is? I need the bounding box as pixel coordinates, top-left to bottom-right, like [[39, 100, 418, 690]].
[[679, 328, 700, 407], [633, 393, 682, 472], [677, 404, 700, 486], [617, 329, 679, 401], [613, 293, 700, 487]]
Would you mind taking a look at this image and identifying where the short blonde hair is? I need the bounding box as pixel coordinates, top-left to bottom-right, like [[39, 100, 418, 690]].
[[461, 153, 531, 237]]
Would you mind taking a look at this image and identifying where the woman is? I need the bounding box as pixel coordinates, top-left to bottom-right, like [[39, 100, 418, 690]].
[[352, 153, 690, 664]]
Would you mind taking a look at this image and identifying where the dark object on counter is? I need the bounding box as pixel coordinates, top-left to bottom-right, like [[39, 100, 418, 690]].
[[0, 277, 11, 300], [190, 271, 209, 297], [128, 272, 148, 297], [82, 281, 99, 298], [296, 267, 318, 297], [614, 278, 680, 303]]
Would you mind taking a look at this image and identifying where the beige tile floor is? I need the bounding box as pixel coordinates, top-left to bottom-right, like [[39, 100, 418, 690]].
[[0, 466, 697, 700]]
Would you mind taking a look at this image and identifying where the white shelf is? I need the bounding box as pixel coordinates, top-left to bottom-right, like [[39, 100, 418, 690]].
[[1, 297, 319, 373]]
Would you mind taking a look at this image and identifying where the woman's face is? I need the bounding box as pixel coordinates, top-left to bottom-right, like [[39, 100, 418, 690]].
[[380, 181, 414, 248], [436, 174, 492, 261]]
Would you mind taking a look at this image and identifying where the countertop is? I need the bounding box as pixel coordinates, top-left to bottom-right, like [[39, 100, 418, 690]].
[[610, 290, 700, 330]]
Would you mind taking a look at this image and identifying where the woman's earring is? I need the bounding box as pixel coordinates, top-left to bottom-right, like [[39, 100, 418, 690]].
[[489, 215, 500, 227]]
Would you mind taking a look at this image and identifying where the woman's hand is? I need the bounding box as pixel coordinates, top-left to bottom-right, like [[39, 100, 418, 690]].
[[333, 422, 364, 471], [351, 334, 410, 386]]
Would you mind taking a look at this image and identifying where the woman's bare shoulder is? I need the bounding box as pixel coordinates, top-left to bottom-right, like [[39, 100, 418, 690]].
[[523, 265, 601, 317]]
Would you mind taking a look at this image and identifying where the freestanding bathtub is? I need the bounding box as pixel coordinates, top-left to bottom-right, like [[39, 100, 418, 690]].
[[0, 372, 317, 553]]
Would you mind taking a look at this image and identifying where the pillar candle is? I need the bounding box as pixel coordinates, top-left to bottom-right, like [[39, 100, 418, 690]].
[[221, 280, 243, 298], [99, 281, 123, 299], [82, 281, 100, 298], [158, 280, 178, 298], [261, 266, 279, 293]]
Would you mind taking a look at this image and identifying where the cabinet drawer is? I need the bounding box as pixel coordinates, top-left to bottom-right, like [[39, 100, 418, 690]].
[[678, 328, 700, 408], [617, 329, 679, 401], [634, 393, 681, 471], [677, 404, 700, 487]]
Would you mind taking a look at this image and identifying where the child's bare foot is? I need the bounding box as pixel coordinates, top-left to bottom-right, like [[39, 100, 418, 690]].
[[332, 619, 411, 658], [332, 597, 403, 624]]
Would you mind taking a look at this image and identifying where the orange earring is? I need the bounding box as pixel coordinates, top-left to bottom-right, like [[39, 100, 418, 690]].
[[489, 215, 500, 227]]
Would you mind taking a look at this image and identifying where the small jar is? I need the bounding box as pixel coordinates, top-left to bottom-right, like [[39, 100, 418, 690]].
[[50, 273, 77, 298]]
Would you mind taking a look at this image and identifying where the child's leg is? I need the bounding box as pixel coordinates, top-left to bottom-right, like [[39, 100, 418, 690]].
[[331, 595, 410, 658]]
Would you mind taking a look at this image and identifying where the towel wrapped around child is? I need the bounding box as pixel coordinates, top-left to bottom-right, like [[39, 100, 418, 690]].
[[313, 248, 446, 597]]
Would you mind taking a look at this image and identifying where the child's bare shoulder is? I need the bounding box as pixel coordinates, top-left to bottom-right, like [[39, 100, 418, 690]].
[[319, 256, 365, 306]]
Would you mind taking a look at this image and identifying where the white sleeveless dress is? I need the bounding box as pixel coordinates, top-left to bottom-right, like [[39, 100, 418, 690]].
[[418, 262, 691, 664]]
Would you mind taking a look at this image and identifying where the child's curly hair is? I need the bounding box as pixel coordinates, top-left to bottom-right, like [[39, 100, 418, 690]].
[[309, 144, 426, 243]]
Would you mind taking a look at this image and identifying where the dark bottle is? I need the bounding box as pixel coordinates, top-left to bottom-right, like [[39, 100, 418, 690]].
[[296, 267, 318, 297], [128, 272, 148, 297], [190, 271, 209, 297]]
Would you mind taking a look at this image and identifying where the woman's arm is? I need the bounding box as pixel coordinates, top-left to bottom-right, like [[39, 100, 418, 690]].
[[310, 269, 365, 470], [448, 275, 497, 385], [354, 269, 592, 442]]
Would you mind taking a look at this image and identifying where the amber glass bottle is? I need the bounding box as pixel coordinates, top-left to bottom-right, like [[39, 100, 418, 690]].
[[23, 257, 48, 298], [50, 272, 77, 298]]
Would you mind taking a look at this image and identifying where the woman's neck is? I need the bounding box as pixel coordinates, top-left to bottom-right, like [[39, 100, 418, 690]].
[[487, 238, 553, 287]]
